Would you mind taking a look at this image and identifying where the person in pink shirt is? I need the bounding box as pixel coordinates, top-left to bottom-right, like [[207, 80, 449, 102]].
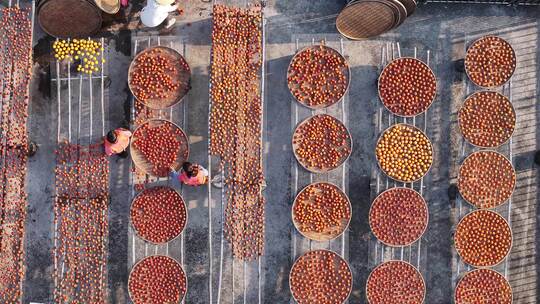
[[170, 162, 209, 187], [104, 128, 132, 158]]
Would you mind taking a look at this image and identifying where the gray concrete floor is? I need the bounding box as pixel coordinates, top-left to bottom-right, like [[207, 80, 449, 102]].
[[23, 1, 540, 303]]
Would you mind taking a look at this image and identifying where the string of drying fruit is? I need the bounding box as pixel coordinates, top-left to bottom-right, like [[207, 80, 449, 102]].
[[53, 143, 109, 303], [210, 4, 265, 260], [0, 6, 32, 303]]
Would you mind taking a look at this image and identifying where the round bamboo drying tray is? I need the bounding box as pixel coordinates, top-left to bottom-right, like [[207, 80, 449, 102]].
[[289, 249, 353, 304], [128, 255, 187, 304], [130, 186, 187, 244], [378, 57, 437, 117], [366, 260, 426, 304], [38, 0, 102, 38], [369, 187, 428, 247], [457, 150, 516, 209], [458, 91, 516, 148], [287, 45, 351, 109], [336, 0, 397, 40], [128, 46, 191, 110], [130, 119, 190, 177], [375, 123, 433, 183], [398, 0, 417, 16], [454, 209, 512, 268], [292, 114, 353, 173], [292, 182, 352, 242], [455, 269, 513, 304], [465, 36, 516, 88]]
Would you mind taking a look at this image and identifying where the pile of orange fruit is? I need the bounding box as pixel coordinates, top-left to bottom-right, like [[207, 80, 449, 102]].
[[293, 182, 351, 241], [454, 210, 512, 267], [459, 91, 515, 148], [369, 187, 428, 246], [366, 261, 425, 304], [455, 269, 512, 304], [375, 124, 433, 182], [290, 250, 352, 304], [53, 38, 105, 75], [128, 256, 187, 304], [287, 45, 349, 108], [378, 58, 436, 116], [293, 114, 352, 172], [465, 36, 516, 88], [130, 186, 187, 244], [131, 120, 188, 177], [458, 151, 515, 209]]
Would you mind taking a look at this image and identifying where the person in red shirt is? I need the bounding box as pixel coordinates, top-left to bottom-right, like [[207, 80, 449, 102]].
[[170, 162, 208, 187], [104, 128, 132, 158]]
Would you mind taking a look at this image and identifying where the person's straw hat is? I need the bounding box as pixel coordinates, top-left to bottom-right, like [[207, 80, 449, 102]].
[[155, 0, 175, 5]]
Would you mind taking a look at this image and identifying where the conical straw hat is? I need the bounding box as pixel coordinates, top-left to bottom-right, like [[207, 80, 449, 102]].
[[93, 0, 120, 14], [155, 0, 175, 5]]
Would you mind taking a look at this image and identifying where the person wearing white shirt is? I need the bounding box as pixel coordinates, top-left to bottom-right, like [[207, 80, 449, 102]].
[[140, 0, 178, 28]]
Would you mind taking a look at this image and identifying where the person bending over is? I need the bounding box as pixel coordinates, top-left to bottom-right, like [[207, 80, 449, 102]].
[[104, 128, 132, 158], [170, 162, 209, 187]]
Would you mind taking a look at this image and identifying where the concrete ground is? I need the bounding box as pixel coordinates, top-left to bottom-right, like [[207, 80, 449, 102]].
[[22, 0, 539, 303]]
